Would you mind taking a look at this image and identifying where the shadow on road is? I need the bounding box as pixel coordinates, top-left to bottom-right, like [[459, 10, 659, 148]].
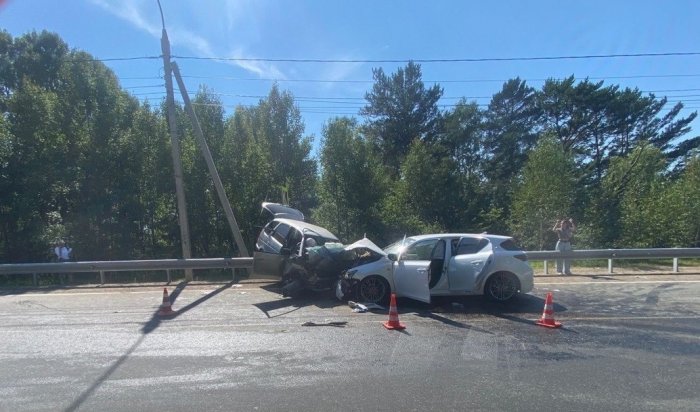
[[415, 312, 494, 334], [64, 281, 234, 411], [254, 284, 344, 318], [398, 293, 567, 316]]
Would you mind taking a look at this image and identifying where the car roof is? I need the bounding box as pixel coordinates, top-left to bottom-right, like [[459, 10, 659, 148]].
[[273, 218, 339, 241], [406, 233, 513, 242]]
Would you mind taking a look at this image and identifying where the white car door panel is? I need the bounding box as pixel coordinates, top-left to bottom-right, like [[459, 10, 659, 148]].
[[448, 251, 492, 292], [393, 260, 431, 303]]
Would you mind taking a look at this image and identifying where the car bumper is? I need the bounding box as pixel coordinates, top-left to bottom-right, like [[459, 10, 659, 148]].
[[519, 270, 534, 293]]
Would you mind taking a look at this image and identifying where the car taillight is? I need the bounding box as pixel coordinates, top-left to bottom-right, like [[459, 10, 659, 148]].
[[514, 253, 527, 261]]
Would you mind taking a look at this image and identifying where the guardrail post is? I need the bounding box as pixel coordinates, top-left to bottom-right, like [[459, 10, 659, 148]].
[[33, 273, 38, 286], [608, 259, 614, 274], [543, 260, 549, 274], [166, 269, 171, 283], [99, 271, 105, 285], [673, 258, 679, 273]]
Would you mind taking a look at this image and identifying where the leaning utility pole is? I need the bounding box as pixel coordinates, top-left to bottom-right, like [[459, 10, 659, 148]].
[[159, 1, 194, 281], [172, 62, 249, 257]]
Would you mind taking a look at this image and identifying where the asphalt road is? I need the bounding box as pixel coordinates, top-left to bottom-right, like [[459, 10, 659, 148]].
[[0, 274, 698, 412]]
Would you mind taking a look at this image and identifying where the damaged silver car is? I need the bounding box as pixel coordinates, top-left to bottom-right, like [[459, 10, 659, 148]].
[[252, 203, 378, 298]]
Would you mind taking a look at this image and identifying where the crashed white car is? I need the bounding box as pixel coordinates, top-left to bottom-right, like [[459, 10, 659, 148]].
[[337, 234, 534, 304], [252, 204, 533, 304]]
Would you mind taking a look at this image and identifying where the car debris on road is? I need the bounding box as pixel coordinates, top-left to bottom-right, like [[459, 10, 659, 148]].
[[301, 321, 348, 327]]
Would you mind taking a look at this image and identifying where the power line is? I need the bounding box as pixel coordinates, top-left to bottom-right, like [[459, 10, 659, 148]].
[[131, 90, 700, 102], [122, 84, 164, 90], [64, 55, 162, 62], [171, 51, 700, 64], [121, 73, 700, 86], [176, 73, 700, 84]]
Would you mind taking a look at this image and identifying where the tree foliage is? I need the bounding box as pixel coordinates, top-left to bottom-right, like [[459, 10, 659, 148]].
[[361, 61, 443, 174], [510, 135, 576, 249], [314, 117, 388, 243], [2, 32, 699, 264]]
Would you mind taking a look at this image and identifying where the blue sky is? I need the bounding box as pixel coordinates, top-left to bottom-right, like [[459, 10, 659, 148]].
[[2, 0, 699, 153]]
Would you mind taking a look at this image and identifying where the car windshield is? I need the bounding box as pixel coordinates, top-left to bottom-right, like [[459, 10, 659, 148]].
[[383, 237, 417, 255]]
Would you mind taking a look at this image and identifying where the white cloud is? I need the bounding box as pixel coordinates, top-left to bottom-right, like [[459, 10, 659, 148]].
[[89, 0, 160, 37], [88, 0, 284, 78]]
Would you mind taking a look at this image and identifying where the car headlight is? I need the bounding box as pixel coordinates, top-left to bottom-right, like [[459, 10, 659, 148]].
[[344, 269, 357, 279]]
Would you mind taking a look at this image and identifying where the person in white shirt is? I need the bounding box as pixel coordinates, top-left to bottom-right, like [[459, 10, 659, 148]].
[[54, 240, 72, 262]]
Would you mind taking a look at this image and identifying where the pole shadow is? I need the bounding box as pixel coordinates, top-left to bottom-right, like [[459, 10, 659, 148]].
[[415, 312, 494, 334], [65, 281, 233, 411]]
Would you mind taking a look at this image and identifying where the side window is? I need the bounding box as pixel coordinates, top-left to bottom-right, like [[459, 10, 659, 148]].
[[272, 223, 290, 245], [286, 228, 303, 251], [456, 237, 489, 255], [402, 239, 439, 261], [263, 221, 278, 235], [499, 239, 522, 251]]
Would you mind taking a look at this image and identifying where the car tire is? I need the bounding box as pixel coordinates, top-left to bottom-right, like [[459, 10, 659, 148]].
[[357, 276, 390, 305], [484, 272, 520, 303]]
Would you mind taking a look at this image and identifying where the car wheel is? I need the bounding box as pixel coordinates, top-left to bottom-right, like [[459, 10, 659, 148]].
[[357, 276, 389, 304], [484, 272, 520, 302]]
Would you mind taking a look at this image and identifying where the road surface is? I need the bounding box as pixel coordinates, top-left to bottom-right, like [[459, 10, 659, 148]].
[[0, 274, 698, 411]]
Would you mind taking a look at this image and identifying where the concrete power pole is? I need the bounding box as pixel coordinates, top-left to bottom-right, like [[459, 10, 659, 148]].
[[172, 62, 249, 258], [159, 2, 194, 281]]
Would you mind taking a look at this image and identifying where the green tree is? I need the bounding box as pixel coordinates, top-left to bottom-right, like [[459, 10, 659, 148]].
[[253, 84, 317, 212], [314, 117, 388, 243], [440, 100, 487, 230], [382, 139, 461, 239], [224, 105, 274, 249], [482, 78, 540, 232], [361, 61, 443, 174], [669, 155, 700, 246], [510, 135, 576, 250], [606, 144, 666, 247]]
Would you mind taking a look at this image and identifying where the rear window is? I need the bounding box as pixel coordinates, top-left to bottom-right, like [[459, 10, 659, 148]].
[[499, 239, 522, 251]]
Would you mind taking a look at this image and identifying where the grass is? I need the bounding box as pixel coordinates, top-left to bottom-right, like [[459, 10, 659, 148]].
[[529, 257, 700, 273]]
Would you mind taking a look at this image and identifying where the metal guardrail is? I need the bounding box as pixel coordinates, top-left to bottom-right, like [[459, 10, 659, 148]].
[[0, 258, 253, 285], [1, 247, 699, 286], [524, 248, 700, 274]]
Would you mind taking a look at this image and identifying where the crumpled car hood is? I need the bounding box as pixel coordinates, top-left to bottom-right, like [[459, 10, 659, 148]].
[[343, 238, 386, 257]]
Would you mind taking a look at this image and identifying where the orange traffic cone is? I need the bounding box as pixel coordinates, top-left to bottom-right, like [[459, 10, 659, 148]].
[[383, 293, 405, 330], [536, 292, 561, 328], [158, 288, 175, 316]]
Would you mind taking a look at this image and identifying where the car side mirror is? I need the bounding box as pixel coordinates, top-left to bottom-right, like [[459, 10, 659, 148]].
[[280, 247, 291, 256], [387, 253, 398, 262]]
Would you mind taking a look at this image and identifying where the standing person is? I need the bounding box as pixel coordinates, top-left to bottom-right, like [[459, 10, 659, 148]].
[[54, 240, 72, 262], [553, 218, 576, 275]]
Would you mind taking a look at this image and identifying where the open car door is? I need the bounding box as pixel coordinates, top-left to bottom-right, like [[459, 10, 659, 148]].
[[391, 238, 436, 303], [251, 250, 285, 280], [393, 260, 431, 303]]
